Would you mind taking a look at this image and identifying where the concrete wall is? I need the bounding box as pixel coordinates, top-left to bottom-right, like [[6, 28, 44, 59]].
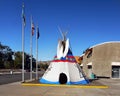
[[82, 42, 120, 78]]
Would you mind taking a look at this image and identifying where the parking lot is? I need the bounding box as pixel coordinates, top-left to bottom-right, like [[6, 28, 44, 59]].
[[0, 79, 120, 96]]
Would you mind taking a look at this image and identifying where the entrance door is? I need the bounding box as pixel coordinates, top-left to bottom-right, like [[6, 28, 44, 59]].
[[112, 66, 120, 78], [59, 73, 67, 84], [88, 65, 92, 78]]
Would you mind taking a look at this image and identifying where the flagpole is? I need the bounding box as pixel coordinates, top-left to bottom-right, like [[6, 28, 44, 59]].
[[30, 16, 33, 80], [22, 3, 25, 82], [36, 25, 38, 79]]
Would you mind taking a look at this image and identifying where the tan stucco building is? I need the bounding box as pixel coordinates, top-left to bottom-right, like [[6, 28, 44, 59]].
[[80, 41, 120, 79]]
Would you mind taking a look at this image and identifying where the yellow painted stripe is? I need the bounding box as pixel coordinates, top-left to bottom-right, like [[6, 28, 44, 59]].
[[21, 83, 108, 89]]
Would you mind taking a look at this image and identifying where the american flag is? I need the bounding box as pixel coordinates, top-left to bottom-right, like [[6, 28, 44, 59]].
[[31, 22, 35, 36]]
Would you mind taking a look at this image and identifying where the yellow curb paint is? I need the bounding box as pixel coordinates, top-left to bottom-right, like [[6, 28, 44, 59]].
[[21, 83, 108, 89]]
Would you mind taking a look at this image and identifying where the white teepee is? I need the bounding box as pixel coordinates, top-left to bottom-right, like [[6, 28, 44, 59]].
[[40, 37, 89, 84]]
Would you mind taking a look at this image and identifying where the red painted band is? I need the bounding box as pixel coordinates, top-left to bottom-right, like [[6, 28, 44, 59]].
[[52, 60, 76, 63]]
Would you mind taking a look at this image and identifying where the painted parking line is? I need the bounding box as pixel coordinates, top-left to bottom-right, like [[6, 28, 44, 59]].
[[21, 83, 108, 88]]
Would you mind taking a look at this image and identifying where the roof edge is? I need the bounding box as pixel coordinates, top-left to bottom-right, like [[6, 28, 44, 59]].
[[80, 41, 120, 57], [90, 41, 120, 48]]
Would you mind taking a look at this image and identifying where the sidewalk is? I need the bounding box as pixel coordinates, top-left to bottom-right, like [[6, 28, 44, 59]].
[[0, 79, 120, 96]]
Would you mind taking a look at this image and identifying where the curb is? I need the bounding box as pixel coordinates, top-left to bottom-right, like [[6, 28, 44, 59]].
[[21, 83, 108, 88]]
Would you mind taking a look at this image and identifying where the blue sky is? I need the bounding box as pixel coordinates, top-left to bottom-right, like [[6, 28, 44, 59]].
[[0, 0, 120, 61]]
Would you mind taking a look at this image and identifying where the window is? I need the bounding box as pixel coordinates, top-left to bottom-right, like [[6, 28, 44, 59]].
[[88, 65, 92, 69], [87, 51, 92, 58]]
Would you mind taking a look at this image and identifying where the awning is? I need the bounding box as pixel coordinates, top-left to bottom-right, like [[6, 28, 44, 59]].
[[80, 64, 83, 66], [87, 62, 92, 66], [111, 62, 120, 66]]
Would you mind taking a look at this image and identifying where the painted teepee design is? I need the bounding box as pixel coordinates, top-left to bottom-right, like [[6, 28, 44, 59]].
[[40, 33, 89, 84]]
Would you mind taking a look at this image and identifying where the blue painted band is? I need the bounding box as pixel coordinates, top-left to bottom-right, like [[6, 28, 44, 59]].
[[40, 78, 71, 84], [70, 80, 89, 84], [40, 78, 89, 85]]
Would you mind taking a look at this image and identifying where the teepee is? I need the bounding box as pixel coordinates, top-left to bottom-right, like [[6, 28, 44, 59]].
[[40, 32, 89, 84]]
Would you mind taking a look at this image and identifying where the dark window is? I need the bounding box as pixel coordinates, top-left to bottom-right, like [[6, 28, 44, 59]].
[[112, 66, 120, 78], [88, 65, 92, 69], [87, 51, 92, 58], [80, 66, 83, 69]]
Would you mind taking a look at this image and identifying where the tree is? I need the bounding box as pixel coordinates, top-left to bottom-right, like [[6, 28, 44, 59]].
[[0, 42, 4, 68], [0, 51, 4, 68], [38, 63, 49, 70], [0, 42, 13, 69], [0, 42, 36, 69], [14, 51, 22, 68], [14, 51, 36, 69], [24, 53, 30, 70]]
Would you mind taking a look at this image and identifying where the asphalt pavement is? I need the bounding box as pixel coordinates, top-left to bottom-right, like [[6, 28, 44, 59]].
[[0, 72, 43, 85]]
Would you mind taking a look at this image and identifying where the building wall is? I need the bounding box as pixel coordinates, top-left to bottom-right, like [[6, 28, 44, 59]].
[[82, 50, 93, 78], [82, 42, 120, 78]]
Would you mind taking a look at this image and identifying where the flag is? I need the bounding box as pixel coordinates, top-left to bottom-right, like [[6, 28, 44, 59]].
[[31, 17, 35, 36], [37, 27, 40, 39], [22, 3, 25, 26]]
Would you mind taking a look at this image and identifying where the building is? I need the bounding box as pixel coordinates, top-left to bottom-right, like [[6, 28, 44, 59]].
[[81, 41, 120, 79]]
